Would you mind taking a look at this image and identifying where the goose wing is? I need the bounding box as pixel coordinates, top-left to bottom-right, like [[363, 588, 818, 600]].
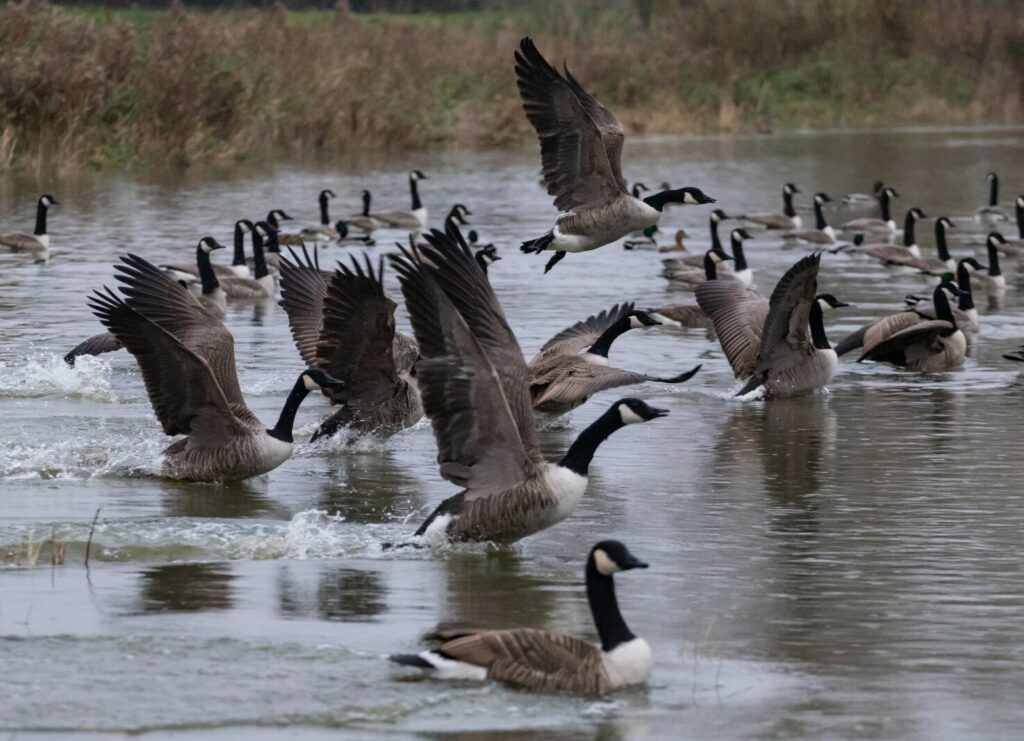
[[532, 359, 700, 408], [278, 245, 330, 366], [515, 37, 626, 212], [533, 302, 635, 362], [695, 280, 769, 378], [754, 253, 821, 373], [391, 243, 538, 497], [858, 320, 955, 365], [108, 254, 255, 428], [0, 233, 44, 251], [88, 287, 247, 441], [64, 331, 123, 365], [317, 255, 403, 410], [836, 311, 922, 356]]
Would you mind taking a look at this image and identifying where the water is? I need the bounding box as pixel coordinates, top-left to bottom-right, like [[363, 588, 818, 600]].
[[2, 126, 1024, 738]]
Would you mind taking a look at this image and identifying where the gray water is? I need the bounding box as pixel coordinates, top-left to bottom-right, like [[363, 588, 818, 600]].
[[2, 126, 1024, 739]]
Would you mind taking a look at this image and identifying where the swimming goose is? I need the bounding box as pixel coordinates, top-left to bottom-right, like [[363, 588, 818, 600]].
[[839, 207, 928, 263], [277, 247, 422, 441], [514, 37, 715, 273], [344, 190, 387, 236], [994, 196, 1024, 254], [371, 170, 429, 231], [0, 194, 57, 262], [267, 209, 304, 246], [903, 259, 983, 340], [660, 211, 731, 269], [164, 220, 254, 280], [840, 187, 899, 234], [783, 193, 836, 244], [663, 249, 733, 288], [391, 540, 651, 694], [842, 180, 885, 206], [647, 302, 711, 329], [975, 172, 1006, 225], [970, 233, 1007, 295], [742, 183, 801, 230], [697, 253, 849, 398], [160, 237, 229, 318], [298, 189, 339, 242], [390, 225, 669, 543], [88, 254, 341, 481], [217, 222, 276, 299], [913, 216, 957, 274], [528, 303, 700, 414], [849, 282, 968, 371]]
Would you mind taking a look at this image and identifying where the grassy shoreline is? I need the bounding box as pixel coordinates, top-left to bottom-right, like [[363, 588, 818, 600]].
[[1, 1, 1021, 172]]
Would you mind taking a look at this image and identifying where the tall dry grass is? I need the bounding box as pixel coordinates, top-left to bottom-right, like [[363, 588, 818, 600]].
[[0, 0, 1021, 171]]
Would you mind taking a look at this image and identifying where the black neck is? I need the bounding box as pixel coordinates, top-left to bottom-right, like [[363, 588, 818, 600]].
[[251, 230, 269, 279], [362, 192, 371, 217], [934, 286, 956, 324], [989, 176, 998, 207], [956, 265, 975, 311], [730, 235, 747, 271], [588, 315, 633, 358], [34, 201, 48, 236], [196, 247, 219, 295], [709, 215, 723, 251], [903, 212, 918, 247], [987, 242, 1002, 277], [264, 228, 281, 254], [782, 190, 796, 218], [813, 200, 827, 230], [809, 301, 831, 350], [319, 195, 330, 226], [232, 224, 247, 267], [703, 253, 719, 280], [1016, 201, 1023, 239], [880, 190, 892, 222], [586, 559, 635, 651], [268, 376, 312, 442], [642, 188, 685, 213], [934, 221, 951, 261], [474, 252, 490, 275], [410, 176, 422, 210], [559, 407, 625, 476]]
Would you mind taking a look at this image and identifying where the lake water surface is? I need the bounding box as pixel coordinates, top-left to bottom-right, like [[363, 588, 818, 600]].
[[2, 126, 1024, 739]]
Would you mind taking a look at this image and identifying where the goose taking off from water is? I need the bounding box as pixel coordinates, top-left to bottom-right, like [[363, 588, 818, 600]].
[[277, 246, 422, 442], [391, 540, 652, 694], [390, 224, 669, 544], [514, 37, 714, 273], [87, 254, 341, 481], [1, 194, 57, 262]]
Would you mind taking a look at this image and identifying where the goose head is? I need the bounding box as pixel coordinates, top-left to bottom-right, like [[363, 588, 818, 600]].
[[731, 227, 753, 242], [301, 368, 345, 392], [958, 257, 987, 273], [235, 219, 254, 234], [710, 208, 730, 223], [319, 189, 336, 201], [815, 293, 850, 311], [987, 172, 998, 184], [707, 248, 733, 264], [447, 204, 471, 225], [631, 182, 649, 198], [614, 398, 669, 425], [783, 183, 800, 195], [936, 216, 955, 230], [410, 169, 428, 181], [882, 187, 899, 199], [591, 540, 648, 576], [39, 194, 58, 208], [908, 207, 927, 221], [987, 232, 1008, 249], [474, 246, 501, 269], [626, 309, 665, 329], [267, 209, 293, 227], [198, 236, 225, 254], [254, 221, 276, 239], [813, 192, 833, 206], [676, 187, 716, 205]]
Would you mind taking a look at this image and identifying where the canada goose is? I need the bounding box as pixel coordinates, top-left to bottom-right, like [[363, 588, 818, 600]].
[[164, 220, 254, 280], [528, 303, 700, 414], [783, 193, 836, 244], [662, 249, 733, 289], [297, 189, 340, 242], [839, 207, 928, 263], [344, 190, 387, 236], [267, 209, 304, 246], [913, 216, 957, 274], [970, 233, 1007, 295], [88, 254, 342, 481], [160, 237, 229, 319], [475, 244, 501, 274], [390, 225, 669, 543], [64, 331, 123, 366], [850, 282, 967, 371], [725, 228, 754, 286], [646, 302, 711, 329], [444, 204, 471, 230], [217, 222, 276, 299], [903, 259, 984, 339], [742, 183, 802, 230], [994, 196, 1024, 254], [696, 253, 848, 398], [1003, 345, 1024, 362], [371, 170, 429, 231], [277, 247, 421, 441], [840, 187, 899, 234], [515, 38, 715, 273], [1, 194, 57, 262], [660, 211, 731, 269], [262, 222, 283, 271], [391, 540, 651, 694], [663, 227, 753, 283], [975, 172, 1006, 224], [842, 180, 885, 206]]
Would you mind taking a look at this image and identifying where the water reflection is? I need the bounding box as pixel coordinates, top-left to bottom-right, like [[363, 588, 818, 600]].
[[277, 563, 387, 622], [315, 452, 425, 524], [133, 562, 235, 614], [159, 480, 285, 519]]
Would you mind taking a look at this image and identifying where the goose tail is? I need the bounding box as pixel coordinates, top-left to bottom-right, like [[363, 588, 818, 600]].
[[520, 230, 554, 254]]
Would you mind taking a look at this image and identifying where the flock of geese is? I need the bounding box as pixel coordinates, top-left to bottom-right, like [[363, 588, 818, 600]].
[[4, 37, 1023, 696]]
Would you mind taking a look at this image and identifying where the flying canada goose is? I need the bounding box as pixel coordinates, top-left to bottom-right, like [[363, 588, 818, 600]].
[[164, 220, 254, 281], [903, 258, 984, 340], [371, 170, 429, 231], [696, 252, 849, 398], [842, 281, 968, 371], [838, 207, 928, 263], [742, 183, 802, 230], [0, 194, 57, 262], [970, 233, 1007, 296], [840, 187, 900, 234], [783, 193, 836, 244], [277, 247, 422, 442], [389, 225, 669, 543], [298, 189, 339, 242], [528, 303, 700, 414], [514, 38, 715, 273], [842, 180, 885, 206], [267, 209, 304, 246], [391, 540, 651, 694], [216, 222, 276, 299], [975, 172, 1006, 224], [88, 254, 341, 481], [663, 249, 733, 288], [1003, 345, 1024, 362]]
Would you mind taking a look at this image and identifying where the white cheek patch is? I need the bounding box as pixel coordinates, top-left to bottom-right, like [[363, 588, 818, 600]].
[[817, 298, 831, 311], [303, 375, 321, 391], [629, 316, 643, 329], [593, 549, 620, 576], [618, 405, 645, 425]]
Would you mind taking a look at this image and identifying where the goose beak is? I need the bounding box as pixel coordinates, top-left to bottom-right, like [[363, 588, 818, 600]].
[[622, 554, 649, 570], [647, 311, 681, 327], [319, 372, 346, 388], [835, 301, 851, 308], [647, 406, 669, 419]]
